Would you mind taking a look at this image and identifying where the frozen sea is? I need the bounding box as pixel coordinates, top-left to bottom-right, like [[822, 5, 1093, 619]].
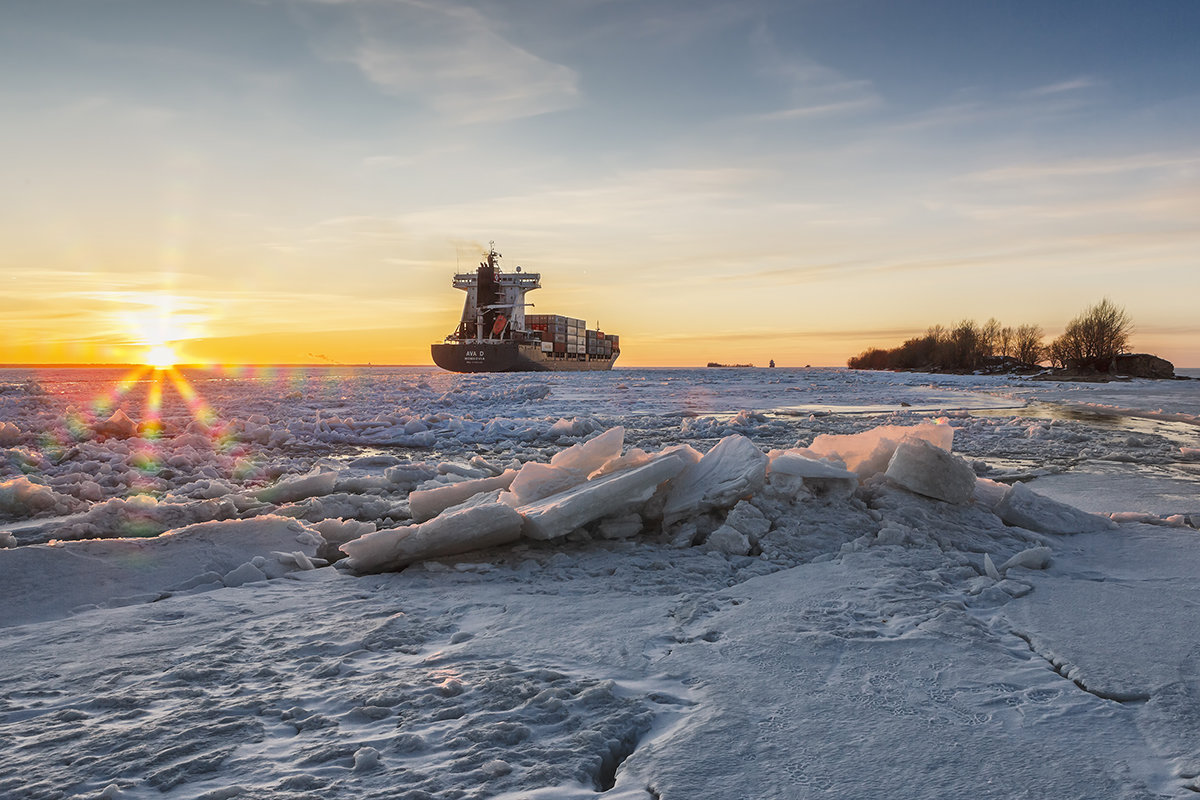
[[1, 365, 1199, 799]]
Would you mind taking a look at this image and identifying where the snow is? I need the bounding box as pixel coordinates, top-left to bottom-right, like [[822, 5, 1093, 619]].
[[0, 365, 1198, 798]]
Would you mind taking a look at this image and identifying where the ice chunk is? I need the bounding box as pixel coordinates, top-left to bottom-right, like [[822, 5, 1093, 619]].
[[593, 443, 702, 479], [884, 438, 976, 504], [409, 469, 517, 522], [704, 525, 751, 556], [805, 421, 954, 479], [549, 426, 625, 475], [595, 513, 644, 539], [222, 561, 268, 587], [662, 435, 768, 525], [767, 451, 857, 499], [94, 408, 138, 439], [384, 463, 439, 489], [340, 502, 524, 573], [724, 499, 771, 543], [499, 462, 588, 507], [995, 482, 1116, 534], [0, 476, 77, 518], [972, 478, 1010, 511], [1000, 546, 1053, 573], [256, 469, 338, 504], [0, 421, 20, 446], [520, 454, 688, 540], [313, 518, 377, 550]]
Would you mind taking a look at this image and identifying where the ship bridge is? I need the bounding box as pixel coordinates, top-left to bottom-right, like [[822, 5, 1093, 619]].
[[449, 244, 541, 342]]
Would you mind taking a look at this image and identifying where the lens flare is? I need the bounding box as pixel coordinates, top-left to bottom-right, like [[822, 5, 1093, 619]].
[[146, 344, 178, 370]]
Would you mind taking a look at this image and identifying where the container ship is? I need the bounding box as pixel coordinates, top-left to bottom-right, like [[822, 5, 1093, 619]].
[[431, 243, 620, 372]]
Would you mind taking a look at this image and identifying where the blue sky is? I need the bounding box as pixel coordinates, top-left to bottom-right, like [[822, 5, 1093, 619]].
[[3, 0, 1198, 365]]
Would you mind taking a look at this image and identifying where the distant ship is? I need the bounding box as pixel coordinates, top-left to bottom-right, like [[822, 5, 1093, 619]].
[[431, 243, 620, 373]]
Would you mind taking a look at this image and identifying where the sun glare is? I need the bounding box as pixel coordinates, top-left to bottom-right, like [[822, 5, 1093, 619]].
[[145, 344, 179, 370]]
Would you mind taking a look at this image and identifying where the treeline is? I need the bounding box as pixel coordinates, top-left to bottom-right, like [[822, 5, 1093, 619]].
[[848, 300, 1133, 373]]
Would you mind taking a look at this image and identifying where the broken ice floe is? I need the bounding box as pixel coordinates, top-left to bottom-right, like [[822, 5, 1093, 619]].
[[0, 420, 1124, 622], [334, 422, 1115, 573]]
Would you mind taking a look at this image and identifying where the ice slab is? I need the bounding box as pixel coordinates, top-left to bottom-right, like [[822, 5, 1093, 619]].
[[884, 439, 976, 504], [520, 454, 688, 540], [995, 482, 1116, 534], [256, 469, 338, 504], [500, 462, 588, 507], [340, 502, 524, 573], [549, 426, 625, 476], [804, 421, 954, 479], [409, 469, 517, 522], [0, 516, 324, 626], [662, 435, 768, 524], [767, 451, 858, 499]]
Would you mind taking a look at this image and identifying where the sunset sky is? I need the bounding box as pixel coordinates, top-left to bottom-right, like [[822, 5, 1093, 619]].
[[3, 0, 1198, 367]]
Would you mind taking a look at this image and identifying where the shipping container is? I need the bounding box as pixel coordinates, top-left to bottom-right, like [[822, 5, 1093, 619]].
[[553, 342, 566, 354], [541, 342, 554, 352]]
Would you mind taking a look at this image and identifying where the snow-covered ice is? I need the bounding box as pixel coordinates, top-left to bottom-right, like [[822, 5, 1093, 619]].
[[1, 365, 1198, 799]]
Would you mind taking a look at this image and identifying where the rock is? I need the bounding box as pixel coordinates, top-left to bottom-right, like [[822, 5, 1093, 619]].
[[1113, 353, 1175, 379]]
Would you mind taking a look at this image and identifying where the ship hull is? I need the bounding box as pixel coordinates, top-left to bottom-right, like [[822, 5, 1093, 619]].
[[431, 341, 617, 373]]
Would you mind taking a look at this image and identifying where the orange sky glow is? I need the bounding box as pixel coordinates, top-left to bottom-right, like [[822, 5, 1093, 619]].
[[3, 2, 1198, 369]]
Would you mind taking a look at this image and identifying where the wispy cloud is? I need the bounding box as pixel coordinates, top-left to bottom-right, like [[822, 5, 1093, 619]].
[[962, 153, 1200, 183], [756, 97, 880, 121], [306, 0, 579, 123], [1023, 76, 1099, 97], [749, 24, 881, 123]]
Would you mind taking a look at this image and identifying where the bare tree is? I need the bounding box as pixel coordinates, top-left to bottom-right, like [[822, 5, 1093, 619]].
[[1013, 324, 1045, 365], [1050, 299, 1132, 368], [980, 318, 1002, 358], [998, 326, 1014, 358]]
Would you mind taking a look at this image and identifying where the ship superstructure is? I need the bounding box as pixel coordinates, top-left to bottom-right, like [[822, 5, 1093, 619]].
[[431, 243, 620, 372]]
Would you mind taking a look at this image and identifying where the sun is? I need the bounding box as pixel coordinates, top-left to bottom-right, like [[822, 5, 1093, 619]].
[[145, 343, 179, 370]]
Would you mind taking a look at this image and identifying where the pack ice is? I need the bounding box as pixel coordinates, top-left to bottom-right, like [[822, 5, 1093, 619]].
[[0, 420, 1116, 620]]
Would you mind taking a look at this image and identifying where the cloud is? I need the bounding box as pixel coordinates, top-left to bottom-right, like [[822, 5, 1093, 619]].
[[961, 153, 1200, 183], [309, 0, 579, 123], [756, 97, 880, 121], [1023, 77, 1099, 97], [749, 24, 881, 123]]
